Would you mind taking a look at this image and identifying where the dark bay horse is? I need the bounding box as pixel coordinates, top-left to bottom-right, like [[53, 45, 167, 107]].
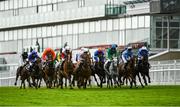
[[30, 57, 44, 88], [93, 60, 106, 88], [58, 51, 74, 89], [138, 55, 151, 86], [118, 56, 137, 88]]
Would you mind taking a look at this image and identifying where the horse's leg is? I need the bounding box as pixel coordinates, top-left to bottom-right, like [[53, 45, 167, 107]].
[[72, 75, 75, 87], [129, 78, 132, 89], [118, 75, 122, 88], [32, 77, 37, 89], [49, 76, 53, 88], [83, 78, 87, 89], [20, 80, 23, 89], [147, 70, 151, 83], [69, 75, 73, 89], [88, 78, 92, 87], [110, 77, 113, 88], [27, 77, 32, 88], [64, 78, 67, 88], [93, 74, 100, 87], [132, 76, 137, 88], [137, 72, 144, 88], [100, 77, 103, 88], [141, 71, 148, 86], [106, 77, 109, 88], [38, 78, 42, 88], [14, 72, 19, 86], [60, 76, 63, 89], [22, 79, 25, 89]]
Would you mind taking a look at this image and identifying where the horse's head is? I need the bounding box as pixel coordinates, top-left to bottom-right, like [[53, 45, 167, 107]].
[[66, 51, 72, 62], [47, 53, 53, 61], [112, 57, 118, 67], [127, 56, 135, 69], [142, 55, 148, 63]]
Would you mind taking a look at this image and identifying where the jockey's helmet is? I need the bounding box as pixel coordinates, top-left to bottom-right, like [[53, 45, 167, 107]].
[[46, 47, 52, 52], [82, 48, 88, 53], [141, 46, 147, 50], [127, 46, 132, 50], [31, 50, 37, 54], [65, 46, 70, 51], [111, 44, 117, 49], [98, 47, 102, 51]]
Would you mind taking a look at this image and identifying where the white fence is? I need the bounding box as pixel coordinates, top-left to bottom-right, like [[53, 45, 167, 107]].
[[149, 60, 180, 85], [0, 60, 180, 86]]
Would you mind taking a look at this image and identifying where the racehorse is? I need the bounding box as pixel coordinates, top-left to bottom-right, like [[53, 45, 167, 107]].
[[76, 53, 92, 89], [29, 57, 44, 88], [118, 56, 136, 88], [43, 54, 56, 88], [93, 60, 106, 88], [104, 57, 119, 88], [138, 55, 151, 86], [19, 64, 31, 89], [14, 62, 32, 88], [58, 51, 74, 89]]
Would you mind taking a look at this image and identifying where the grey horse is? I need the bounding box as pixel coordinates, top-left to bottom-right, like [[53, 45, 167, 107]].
[[104, 57, 119, 88]]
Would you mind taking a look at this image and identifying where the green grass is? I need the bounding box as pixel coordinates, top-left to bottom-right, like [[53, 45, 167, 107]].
[[0, 86, 180, 106]]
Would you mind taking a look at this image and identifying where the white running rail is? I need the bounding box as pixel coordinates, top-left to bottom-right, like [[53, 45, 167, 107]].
[[0, 60, 180, 86]]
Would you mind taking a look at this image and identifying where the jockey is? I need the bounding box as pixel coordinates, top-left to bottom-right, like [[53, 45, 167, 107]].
[[94, 48, 105, 63], [42, 48, 56, 69], [21, 49, 28, 64], [60, 46, 71, 70], [28, 50, 39, 72], [137, 46, 149, 66], [121, 46, 133, 70], [76, 48, 89, 69], [55, 48, 63, 62], [104, 44, 118, 70], [107, 44, 118, 60], [42, 48, 56, 68]]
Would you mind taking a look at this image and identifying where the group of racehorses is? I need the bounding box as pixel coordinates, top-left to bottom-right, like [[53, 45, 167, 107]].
[[14, 52, 151, 89]]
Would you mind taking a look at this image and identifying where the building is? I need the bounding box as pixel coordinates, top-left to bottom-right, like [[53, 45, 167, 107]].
[[0, 0, 179, 63]]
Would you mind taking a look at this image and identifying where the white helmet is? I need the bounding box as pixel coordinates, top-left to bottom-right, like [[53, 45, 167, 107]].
[[127, 46, 132, 50], [141, 46, 147, 50], [81, 48, 88, 53], [65, 46, 70, 50]]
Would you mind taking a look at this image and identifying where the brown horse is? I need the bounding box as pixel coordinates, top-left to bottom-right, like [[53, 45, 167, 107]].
[[58, 51, 74, 89], [118, 56, 136, 88], [43, 54, 56, 88], [76, 53, 92, 89], [19, 64, 31, 89], [14, 62, 32, 88]]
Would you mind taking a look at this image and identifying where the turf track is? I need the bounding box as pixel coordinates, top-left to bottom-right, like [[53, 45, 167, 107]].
[[0, 85, 180, 106]]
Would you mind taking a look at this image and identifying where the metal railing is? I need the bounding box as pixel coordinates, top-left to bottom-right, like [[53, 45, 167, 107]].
[[0, 60, 180, 86], [149, 60, 180, 85]]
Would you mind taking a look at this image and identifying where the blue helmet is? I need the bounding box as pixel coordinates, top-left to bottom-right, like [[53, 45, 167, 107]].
[[111, 44, 117, 49], [31, 50, 37, 55]]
